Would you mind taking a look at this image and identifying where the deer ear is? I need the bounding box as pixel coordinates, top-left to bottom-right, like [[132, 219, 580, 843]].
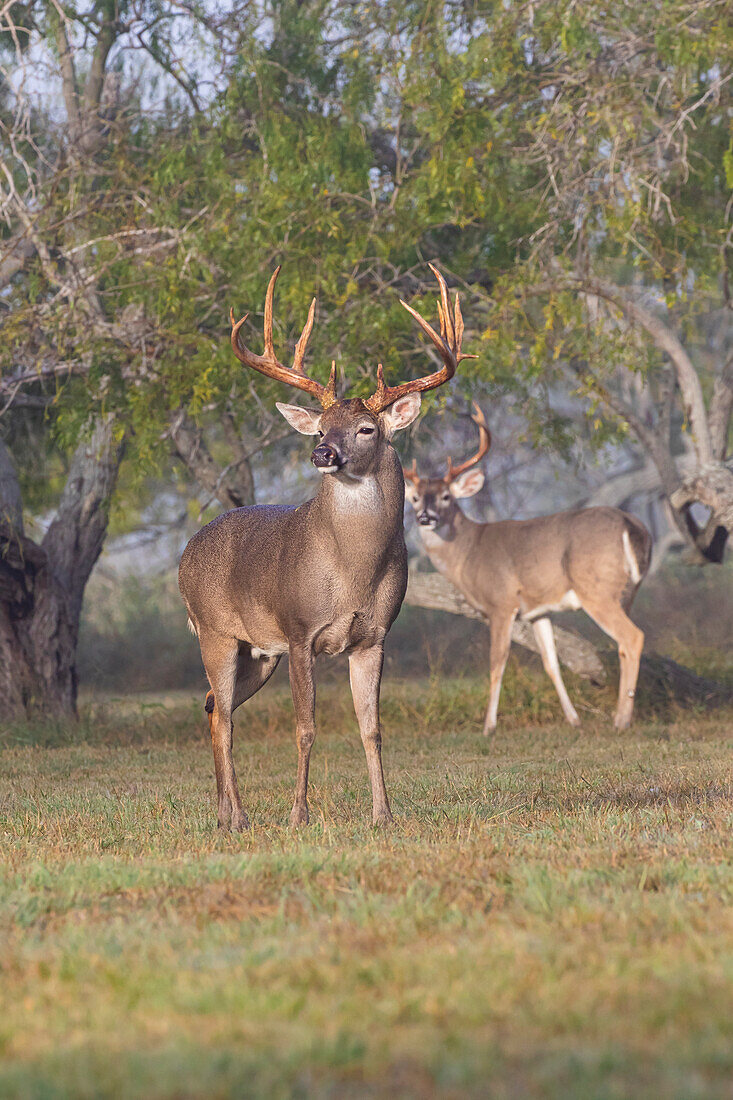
[[379, 393, 421, 438], [449, 468, 484, 499], [276, 402, 323, 435]]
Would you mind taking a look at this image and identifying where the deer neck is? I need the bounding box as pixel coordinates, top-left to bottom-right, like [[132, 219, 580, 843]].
[[312, 445, 405, 563], [418, 506, 479, 582]]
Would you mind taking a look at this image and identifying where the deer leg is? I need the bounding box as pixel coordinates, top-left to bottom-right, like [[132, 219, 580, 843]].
[[203, 650, 281, 826], [232, 651, 281, 713], [581, 599, 644, 730], [198, 633, 248, 831], [484, 612, 516, 736], [532, 617, 581, 727], [288, 643, 316, 827], [349, 644, 393, 826]]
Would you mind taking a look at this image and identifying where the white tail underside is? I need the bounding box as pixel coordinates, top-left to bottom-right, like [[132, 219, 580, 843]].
[[622, 529, 641, 584]]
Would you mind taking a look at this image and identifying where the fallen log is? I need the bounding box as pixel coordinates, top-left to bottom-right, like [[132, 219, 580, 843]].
[[404, 570, 607, 683], [636, 654, 730, 708]]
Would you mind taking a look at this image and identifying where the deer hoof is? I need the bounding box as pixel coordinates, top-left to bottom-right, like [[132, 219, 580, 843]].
[[290, 804, 309, 828], [372, 809, 394, 828], [613, 713, 632, 731]]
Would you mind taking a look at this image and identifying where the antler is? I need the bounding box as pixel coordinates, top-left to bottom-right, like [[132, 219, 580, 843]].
[[365, 263, 477, 414], [230, 266, 337, 409], [444, 402, 491, 482]]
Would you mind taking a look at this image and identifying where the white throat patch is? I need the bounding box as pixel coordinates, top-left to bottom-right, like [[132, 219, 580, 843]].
[[330, 474, 382, 512]]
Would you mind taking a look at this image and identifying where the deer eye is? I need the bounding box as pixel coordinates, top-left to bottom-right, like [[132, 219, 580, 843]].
[[441, 493, 451, 503], [358, 425, 375, 436]]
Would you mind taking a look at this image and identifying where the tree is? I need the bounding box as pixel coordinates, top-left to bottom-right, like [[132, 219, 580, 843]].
[[472, 1, 733, 562], [3, 0, 730, 719], [0, 1, 246, 717]]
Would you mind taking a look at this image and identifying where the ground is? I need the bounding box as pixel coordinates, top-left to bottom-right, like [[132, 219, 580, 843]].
[[0, 667, 731, 1099]]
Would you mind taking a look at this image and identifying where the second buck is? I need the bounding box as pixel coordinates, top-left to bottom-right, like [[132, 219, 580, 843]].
[[404, 406, 651, 732]]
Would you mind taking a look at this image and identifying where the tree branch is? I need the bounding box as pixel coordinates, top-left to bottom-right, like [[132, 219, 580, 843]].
[[574, 276, 713, 463], [49, 1, 82, 143], [709, 354, 733, 462], [169, 410, 254, 511], [585, 452, 697, 508], [82, 4, 116, 116]]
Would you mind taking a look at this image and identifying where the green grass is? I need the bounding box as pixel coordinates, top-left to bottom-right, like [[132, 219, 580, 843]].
[[1, 667, 732, 1099]]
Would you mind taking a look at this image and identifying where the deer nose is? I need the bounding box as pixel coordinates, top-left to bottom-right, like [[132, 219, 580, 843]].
[[417, 510, 437, 526], [311, 442, 343, 469]]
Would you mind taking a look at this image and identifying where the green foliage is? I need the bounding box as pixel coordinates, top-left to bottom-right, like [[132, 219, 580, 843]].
[[2, 0, 731, 500]]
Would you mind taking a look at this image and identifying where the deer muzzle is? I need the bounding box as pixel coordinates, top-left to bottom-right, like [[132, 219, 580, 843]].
[[311, 441, 344, 471]]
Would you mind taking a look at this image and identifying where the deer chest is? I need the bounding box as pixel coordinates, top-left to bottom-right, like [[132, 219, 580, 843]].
[[313, 609, 384, 656]]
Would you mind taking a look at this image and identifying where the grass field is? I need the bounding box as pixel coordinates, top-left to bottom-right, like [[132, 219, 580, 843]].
[[1, 664, 732, 1099]]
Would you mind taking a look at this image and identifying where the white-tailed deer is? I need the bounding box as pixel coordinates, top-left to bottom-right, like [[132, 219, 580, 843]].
[[404, 405, 652, 733], [179, 264, 473, 829]]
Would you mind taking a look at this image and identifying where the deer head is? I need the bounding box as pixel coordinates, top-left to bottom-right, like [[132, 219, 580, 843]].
[[230, 265, 476, 482], [403, 403, 491, 529]]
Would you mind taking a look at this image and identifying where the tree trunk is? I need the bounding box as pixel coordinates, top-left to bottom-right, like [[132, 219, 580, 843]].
[[404, 570, 607, 683], [671, 463, 733, 564], [0, 419, 123, 722], [0, 527, 77, 718]]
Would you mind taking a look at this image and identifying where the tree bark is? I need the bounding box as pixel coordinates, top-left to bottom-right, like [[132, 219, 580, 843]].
[[404, 570, 607, 683], [0, 440, 24, 532], [670, 463, 733, 564], [0, 525, 77, 720], [0, 418, 123, 721], [709, 356, 733, 462]]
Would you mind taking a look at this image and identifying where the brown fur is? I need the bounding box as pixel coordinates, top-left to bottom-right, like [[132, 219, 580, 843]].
[[406, 476, 652, 732], [180, 397, 421, 830]]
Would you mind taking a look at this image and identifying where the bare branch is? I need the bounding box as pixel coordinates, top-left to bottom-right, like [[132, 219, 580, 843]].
[[169, 410, 254, 510]]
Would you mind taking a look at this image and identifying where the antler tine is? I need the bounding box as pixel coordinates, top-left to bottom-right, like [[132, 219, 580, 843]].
[[454, 294, 464, 349], [430, 263, 455, 349], [436, 299, 447, 342], [444, 401, 492, 483], [230, 268, 336, 408], [402, 457, 420, 484], [365, 263, 477, 414], [262, 266, 279, 359], [293, 297, 316, 373]]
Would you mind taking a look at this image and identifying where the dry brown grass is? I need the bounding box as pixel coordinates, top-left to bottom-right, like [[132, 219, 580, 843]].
[[0, 673, 731, 1098]]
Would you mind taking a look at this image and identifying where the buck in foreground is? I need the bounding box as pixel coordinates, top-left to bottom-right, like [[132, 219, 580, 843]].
[[404, 406, 652, 732], [179, 265, 471, 829]]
